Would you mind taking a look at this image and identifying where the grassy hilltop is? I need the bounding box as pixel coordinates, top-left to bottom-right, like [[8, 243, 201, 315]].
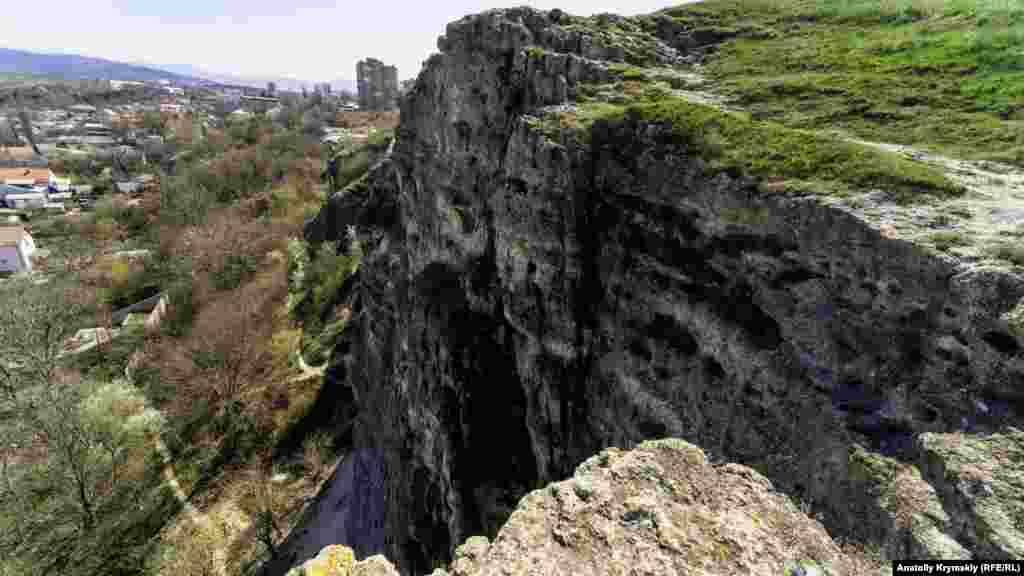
[[668, 0, 1024, 164]]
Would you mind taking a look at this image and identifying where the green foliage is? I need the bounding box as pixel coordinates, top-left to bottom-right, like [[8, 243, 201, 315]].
[[72, 329, 146, 383], [210, 400, 264, 468], [158, 167, 216, 227], [335, 149, 371, 189], [289, 232, 363, 368], [102, 255, 175, 310], [928, 230, 971, 251], [367, 128, 395, 147], [94, 197, 148, 235], [141, 111, 166, 136], [163, 279, 196, 337], [0, 282, 170, 574], [212, 253, 257, 291], [28, 214, 76, 238], [306, 238, 362, 325]]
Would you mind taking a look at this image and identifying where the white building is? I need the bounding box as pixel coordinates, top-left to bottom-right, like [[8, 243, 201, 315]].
[[110, 80, 144, 90], [0, 227, 36, 274], [4, 192, 48, 209]]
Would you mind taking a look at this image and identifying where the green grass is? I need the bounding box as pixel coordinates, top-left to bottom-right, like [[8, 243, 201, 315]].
[[656, 0, 1024, 164], [928, 230, 972, 250], [542, 92, 961, 202], [367, 128, 395, 148], [989, 241, 1024, 266]]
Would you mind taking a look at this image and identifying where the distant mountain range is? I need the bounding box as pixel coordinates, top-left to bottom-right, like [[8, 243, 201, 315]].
[[0, 47, 210, 85], [0, 47, 356, 94]]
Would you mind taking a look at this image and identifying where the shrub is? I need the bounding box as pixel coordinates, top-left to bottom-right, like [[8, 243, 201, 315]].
[[164, 280, 197, 337], [102, 256, 174, 310], [305, 237, 362, 326], [929, 230, 971, 251], [211, 253, 257, 291], [303, 431, 335, 483]]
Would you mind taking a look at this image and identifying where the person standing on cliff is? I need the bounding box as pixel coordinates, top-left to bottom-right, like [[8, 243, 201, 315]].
[[326, 154, 339, 191]]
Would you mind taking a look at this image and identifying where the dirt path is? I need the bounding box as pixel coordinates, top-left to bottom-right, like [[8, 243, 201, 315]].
[[847, 139, 1024, 250], [289, 348, 327, 383], [155, 437, 229, 576]]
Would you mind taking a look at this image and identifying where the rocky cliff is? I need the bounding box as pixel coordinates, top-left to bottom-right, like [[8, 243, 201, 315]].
[[286, 440, 879, 576], [292, 6, 1024, 575]]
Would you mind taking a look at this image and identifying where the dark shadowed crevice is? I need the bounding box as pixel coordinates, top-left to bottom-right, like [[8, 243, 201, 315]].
[[413, 261, 539, 552], [712, 282, 782, 350], [648, 313, 699, 355], [982, 331, 1021, 356], [447, 308, 538, 540], [771, 267, 825, 288]]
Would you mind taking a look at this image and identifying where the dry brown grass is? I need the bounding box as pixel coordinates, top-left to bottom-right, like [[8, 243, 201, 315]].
[[332, 110, 400, 130], [125, 130, 338, 571]]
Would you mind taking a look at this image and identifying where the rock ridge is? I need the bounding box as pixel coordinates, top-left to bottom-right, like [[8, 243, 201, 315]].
[[290, 6, 1024, 574]]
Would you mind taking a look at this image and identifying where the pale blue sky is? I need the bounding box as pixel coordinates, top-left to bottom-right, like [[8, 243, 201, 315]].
[[2, 1, 694, 84]]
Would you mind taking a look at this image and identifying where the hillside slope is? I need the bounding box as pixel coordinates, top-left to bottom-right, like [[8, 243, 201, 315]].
[[290, 3, 1024, 574], [0, 47, 205, 84]]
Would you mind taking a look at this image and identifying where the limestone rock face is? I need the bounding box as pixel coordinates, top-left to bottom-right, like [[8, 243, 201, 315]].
[[918, 428, 1024, 559], [285, 545, 400, 576], [288, 441, 863, 576], [442, 439, 858, 576], [297, 6, 1024, 574]]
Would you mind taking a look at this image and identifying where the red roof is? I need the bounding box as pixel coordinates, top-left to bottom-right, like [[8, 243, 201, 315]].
[[0, 168, 53, 185]]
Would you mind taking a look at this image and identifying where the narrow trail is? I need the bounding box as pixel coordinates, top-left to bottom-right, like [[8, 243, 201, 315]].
[[289, 349, 327, 383], [154, 436, 229, 576], [667, 66, 1024, 262]]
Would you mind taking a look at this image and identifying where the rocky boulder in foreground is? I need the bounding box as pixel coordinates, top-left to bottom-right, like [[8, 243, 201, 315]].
[[290, 440, 878, 576]]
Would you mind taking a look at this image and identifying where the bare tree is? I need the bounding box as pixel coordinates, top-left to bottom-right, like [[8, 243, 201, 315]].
[[16, 109, 40, 156]]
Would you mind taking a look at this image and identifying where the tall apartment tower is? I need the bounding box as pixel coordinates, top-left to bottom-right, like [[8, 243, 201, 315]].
[[356, 58, 399, 110]]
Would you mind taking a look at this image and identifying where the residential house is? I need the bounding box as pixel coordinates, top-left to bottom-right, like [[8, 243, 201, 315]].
[[53, 176, 72, 192], [110, 80, 144, 90], [115, 181, 142, 194], [0, 168, 56, 189], [3, 191, 48, 209], [0, 145, 47, 168], [0, 227, 36, 274]]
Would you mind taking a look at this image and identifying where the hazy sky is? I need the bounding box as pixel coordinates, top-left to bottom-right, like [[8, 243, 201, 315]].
[[2, 1, 695, 84]]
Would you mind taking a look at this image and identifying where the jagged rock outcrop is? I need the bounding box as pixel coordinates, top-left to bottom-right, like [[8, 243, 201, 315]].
[[286, 545, 399, 576], [438, 439, 870, 576], [289, 440, 875, 575], [294, 6, 1024, 575]]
